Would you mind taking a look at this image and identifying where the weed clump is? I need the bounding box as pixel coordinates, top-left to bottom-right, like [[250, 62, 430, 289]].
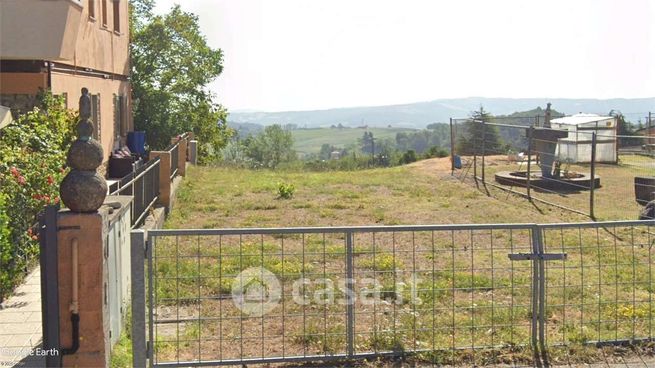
[[277, 182, 295, 199]]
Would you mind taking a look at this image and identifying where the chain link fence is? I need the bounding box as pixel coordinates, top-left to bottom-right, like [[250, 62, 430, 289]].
[[450, 114, 655, 220]]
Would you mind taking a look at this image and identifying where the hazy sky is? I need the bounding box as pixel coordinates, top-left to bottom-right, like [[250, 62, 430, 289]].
[[153, 0, 655, 112]]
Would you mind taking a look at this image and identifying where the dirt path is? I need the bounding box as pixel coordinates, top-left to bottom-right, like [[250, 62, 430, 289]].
[[407, 155, 513, 177]]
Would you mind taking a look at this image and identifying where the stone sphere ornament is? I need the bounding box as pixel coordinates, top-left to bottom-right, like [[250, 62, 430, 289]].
[[67, 139, 104, 170], [59, 87, 107, 213], [60, 171, 108, 213], [76, 120, 94, 140]]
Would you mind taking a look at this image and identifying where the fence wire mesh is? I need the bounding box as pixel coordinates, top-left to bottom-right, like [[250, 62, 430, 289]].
[[142, 221, 655, 367], [451, 115, 655, 220], [110, 157, 161, 228], [147, 225, 536, 367]]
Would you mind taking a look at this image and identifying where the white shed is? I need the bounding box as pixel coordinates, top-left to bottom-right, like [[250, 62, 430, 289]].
[[551, 114, 617, 163]]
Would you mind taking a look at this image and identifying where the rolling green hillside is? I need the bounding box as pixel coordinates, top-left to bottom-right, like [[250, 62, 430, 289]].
[[229, 97, 655, 129], [291, 127, 416, 155]]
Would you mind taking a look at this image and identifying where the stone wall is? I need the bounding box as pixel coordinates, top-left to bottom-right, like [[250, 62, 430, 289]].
[[0, 93, 40, 119]]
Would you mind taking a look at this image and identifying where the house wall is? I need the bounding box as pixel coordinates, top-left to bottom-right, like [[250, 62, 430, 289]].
[[0, 0, 132, 169], [0, 0, 83, 61], [54, 0, 133, 157], [50, 73, 132, 157], [0, 73, 47, 94], [75, 0, 130, 76]]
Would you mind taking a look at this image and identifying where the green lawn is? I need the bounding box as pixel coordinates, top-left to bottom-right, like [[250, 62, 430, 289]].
[[291, 127, 416, 156], [166, 163, 578, 230]]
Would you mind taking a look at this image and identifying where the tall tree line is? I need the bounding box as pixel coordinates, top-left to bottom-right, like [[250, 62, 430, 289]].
[[130, 0, 232, 162]]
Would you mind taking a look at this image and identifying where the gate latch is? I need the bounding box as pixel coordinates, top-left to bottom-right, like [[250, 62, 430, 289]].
[[508, 253, 567, 261]]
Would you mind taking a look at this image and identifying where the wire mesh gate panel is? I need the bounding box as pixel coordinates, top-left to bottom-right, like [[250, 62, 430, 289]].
[[145, 225, 537, 367], [141, 221, 655, 367], [540, 221, 655, 349]]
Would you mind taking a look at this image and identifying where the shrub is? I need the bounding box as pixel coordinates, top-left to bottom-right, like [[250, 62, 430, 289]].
[[0, 93, 76, 300], [401, 150, 417, 164], [276, 182, 295, 199], [423, 146, 449, 159], [219, 140, 253, 168], [0, 193, 13, 295]]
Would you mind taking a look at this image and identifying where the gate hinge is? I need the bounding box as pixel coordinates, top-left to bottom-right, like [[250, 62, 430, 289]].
[[144, 239, 149, 257], [508, 253, 567, 261]]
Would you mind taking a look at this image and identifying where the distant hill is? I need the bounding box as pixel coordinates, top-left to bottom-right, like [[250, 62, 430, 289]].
[[228, 97, 655, 129], [229, 122, 264, 137]]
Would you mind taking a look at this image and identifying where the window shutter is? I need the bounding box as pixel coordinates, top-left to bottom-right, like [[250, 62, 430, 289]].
[[91, 94, 101, 142]]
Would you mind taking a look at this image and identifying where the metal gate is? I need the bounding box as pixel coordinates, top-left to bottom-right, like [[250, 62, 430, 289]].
[[130, 220, 655, 367]]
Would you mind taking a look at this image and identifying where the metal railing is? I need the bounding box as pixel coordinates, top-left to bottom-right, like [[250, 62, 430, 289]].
[[110, 157, 160, 228], [167, 141, 180, 180], [131, 220, 655, 367]]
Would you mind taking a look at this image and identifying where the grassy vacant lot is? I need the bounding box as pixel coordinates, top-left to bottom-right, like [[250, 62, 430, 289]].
[[144, 160, 655, 367], [166, 160, 579, 230], [291, 127, 416, 156]]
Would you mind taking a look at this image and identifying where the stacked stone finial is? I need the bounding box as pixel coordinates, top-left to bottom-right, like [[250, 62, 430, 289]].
[[544, 102, 552, 128], [59, 88, 108, 212]]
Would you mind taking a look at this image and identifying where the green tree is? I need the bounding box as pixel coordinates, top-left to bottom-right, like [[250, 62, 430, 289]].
[[130, 1, 232, 162], [456, 107, 502, 155], [613, 112, 641, 148], [360, 131, 374, 154], [245, 125, 297, 168]]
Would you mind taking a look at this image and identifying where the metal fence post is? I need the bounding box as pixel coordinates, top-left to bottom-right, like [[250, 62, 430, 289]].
[[473, 123, 478, 184], [131, 230, 147, 368], [40, 205, 61, 367], [533, 225, 547, 361], [450, 118, 455, 175], [529, 226, 541, 358], [590, 133, 597, 218], [481, 121, 486, 183], [147, 233, 155, 366], [345, 231, 355, 358], [526, 127, 533, 200]]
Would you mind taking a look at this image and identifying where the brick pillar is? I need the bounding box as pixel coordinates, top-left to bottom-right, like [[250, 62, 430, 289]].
[[170, 137, 188, 177], [150, 151, 171, 209], [178, 139, 188, 177], [189, 140, 198, 165], [57, 210, 110, 367]]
